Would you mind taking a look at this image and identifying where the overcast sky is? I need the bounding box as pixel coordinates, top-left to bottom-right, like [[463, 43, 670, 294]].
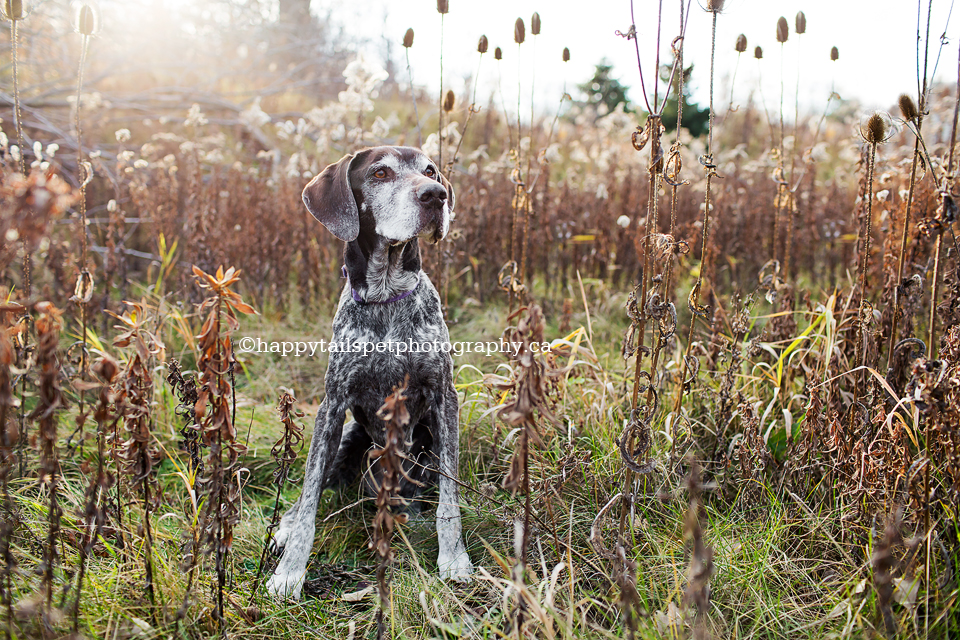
[[318, 0, 960, 121]]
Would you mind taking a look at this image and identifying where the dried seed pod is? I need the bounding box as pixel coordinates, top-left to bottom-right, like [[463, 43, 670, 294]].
[[478, 34, 488, 53], [437, 0, 448, 14], [754, 46, 763, 59], [531, 12, 540, 35], [514, 18, 525, 44], [776, 16, 788, 43], [830, 46, 839, 61], [403, 28, 414, 48], [495, 46, 502, 60], [865, 113, 887, 144], [899, 94, 919, 122], [735, 34, 747, 53], [3, 0, 23, 21], [562, 47, 570, 62], [443, 90, 455, 112], [706, 0, 724, 12], [77, 3, 96, 36], [795, 11, 806, 35], [72, 269, 94, 304]]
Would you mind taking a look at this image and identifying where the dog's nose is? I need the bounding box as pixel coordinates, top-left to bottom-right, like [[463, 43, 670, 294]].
[[417, 182, 447, 207]]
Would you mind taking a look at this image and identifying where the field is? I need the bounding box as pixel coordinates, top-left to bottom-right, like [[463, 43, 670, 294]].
[[0, 1, 958, 639]]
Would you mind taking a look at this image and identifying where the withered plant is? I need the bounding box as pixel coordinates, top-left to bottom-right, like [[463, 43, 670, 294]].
[[111, 301, 165, 620], [249, 389, 304, 604], [192, 265, 255, 633], [29, 303, 63, 619], [70, 355, 119, 633], [370, 376, 411, 640], [683, 461, 713, 640], [0, 310, 16, 638]]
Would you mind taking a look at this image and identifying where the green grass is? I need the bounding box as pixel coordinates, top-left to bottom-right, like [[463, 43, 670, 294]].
[[1, 294, 952, 640]]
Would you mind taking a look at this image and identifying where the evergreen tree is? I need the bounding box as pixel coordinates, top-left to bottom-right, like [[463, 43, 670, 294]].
[[578, 60, 631, 114]]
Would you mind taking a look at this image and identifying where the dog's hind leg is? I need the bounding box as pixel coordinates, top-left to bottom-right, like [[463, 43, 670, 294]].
[[267, 398, 346, 599], [435, 385, 473, 581]]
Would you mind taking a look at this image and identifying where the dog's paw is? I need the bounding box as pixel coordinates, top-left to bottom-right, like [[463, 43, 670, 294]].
[[266, 567, 306, 600], [438, 550, 474, 582]]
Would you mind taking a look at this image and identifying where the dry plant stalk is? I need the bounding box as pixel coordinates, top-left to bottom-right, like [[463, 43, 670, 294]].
[[249, 389, 304, 605], [70, 355, 119, 633], [371, 376, 412, 640], [29, 303, 63, 617], [0, 313, 17, 637], [111, 300, 165, 621], [192, 265, 255, 633], [683, 461, 713, 640]]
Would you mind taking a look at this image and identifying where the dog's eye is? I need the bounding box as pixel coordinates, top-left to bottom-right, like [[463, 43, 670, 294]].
[[373, 168, 388, 179], [424, 166, 436, 178]]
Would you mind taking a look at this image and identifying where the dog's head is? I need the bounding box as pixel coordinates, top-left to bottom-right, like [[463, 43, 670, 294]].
[[302, 146, 455, 245]]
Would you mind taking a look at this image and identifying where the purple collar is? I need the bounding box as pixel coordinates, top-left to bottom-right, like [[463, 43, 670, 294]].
[[341, 265, 420, 305]]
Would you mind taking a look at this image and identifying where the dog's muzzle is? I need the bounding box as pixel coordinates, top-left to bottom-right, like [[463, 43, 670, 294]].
[[416, 182, 448, 243]]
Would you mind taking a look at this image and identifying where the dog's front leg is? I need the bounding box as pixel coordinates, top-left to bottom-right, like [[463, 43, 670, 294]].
[[435, 384, 473, 581], [267, 398, 346, 599]]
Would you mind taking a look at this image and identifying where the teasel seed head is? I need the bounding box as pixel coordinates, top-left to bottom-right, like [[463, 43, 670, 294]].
[[562, 47, 570, 62], [514, 18, 525, 44], [77, 3, 97, 36], [865, 112, 888, 144], [495, 46, 502, 60], [795, 11, 806, 35], [830, 46, 839, 61], [437, 0, 448, 14], [735, 34, 747, 53], [899, 94, 919, 122], [403, 28, 414, 48], [754, 46, 763, 60], [2, 0, 23, 21], [531, 12, 540, 35], [776, 16, 788, 43], [478, 34, 488, 54], [443, 90, 455, 113], [706, 0, 724, 12]]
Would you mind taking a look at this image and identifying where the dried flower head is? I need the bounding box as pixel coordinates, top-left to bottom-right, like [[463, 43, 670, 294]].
[[735, 34, 747, 53], [531, 12, 540, 35], [76, 3, 97, 36], [403, 28, 414, 48], [776, 16, 788, 43], [795, 11, 806, 34], [478, 34, 488, 53], [830, 46, 839, 61], [495, 46, 502, 60], [898, 94, 919, 122], [443, 90, 455, 112], [514, 17, 525, 44], [2, 0, 23, 21], [754, 46, 763, 59], [562, 47, 570, 62], [437, 0, 448, 14], [862, 112, 891, 144], [706, 0, 724, 12]]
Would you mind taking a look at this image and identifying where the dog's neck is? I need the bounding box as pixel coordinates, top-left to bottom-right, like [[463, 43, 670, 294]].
[[344, 236, 421, 303]]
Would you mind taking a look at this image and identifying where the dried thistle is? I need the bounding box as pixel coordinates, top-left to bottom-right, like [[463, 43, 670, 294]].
[[436, 0, 448, 14], [735, 34, 747, 53], [562, 47, 570, 62], [370, 377, 411, 640], [530, 12, 540, 35], [754, 45, 763, 59], [831, 46, 839, 61], [443, 89, 455, 113], [76, 3, 97, 36], [1, 0, 23, 21], [403, 28, 414, 48], [795, 11, 806, 35], [776, 16, 788, 43], [477, 34, 488, 54], [514, 17, 525, 45], [864, 112, 888, 144], [495, 46, 502, 60], [898, 93, 919, 122], [706, 0, 724, 12]]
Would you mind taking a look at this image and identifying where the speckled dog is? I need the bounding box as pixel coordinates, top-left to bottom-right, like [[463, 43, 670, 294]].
[[266, 146, 473, 599]]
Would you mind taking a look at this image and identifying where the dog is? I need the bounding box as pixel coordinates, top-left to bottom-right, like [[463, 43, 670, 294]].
[[266, 146, 474, 599]]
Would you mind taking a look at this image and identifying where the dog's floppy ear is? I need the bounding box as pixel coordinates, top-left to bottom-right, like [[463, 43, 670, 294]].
[[438, 170, 456, 216], [302, 153, 359, 242]]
